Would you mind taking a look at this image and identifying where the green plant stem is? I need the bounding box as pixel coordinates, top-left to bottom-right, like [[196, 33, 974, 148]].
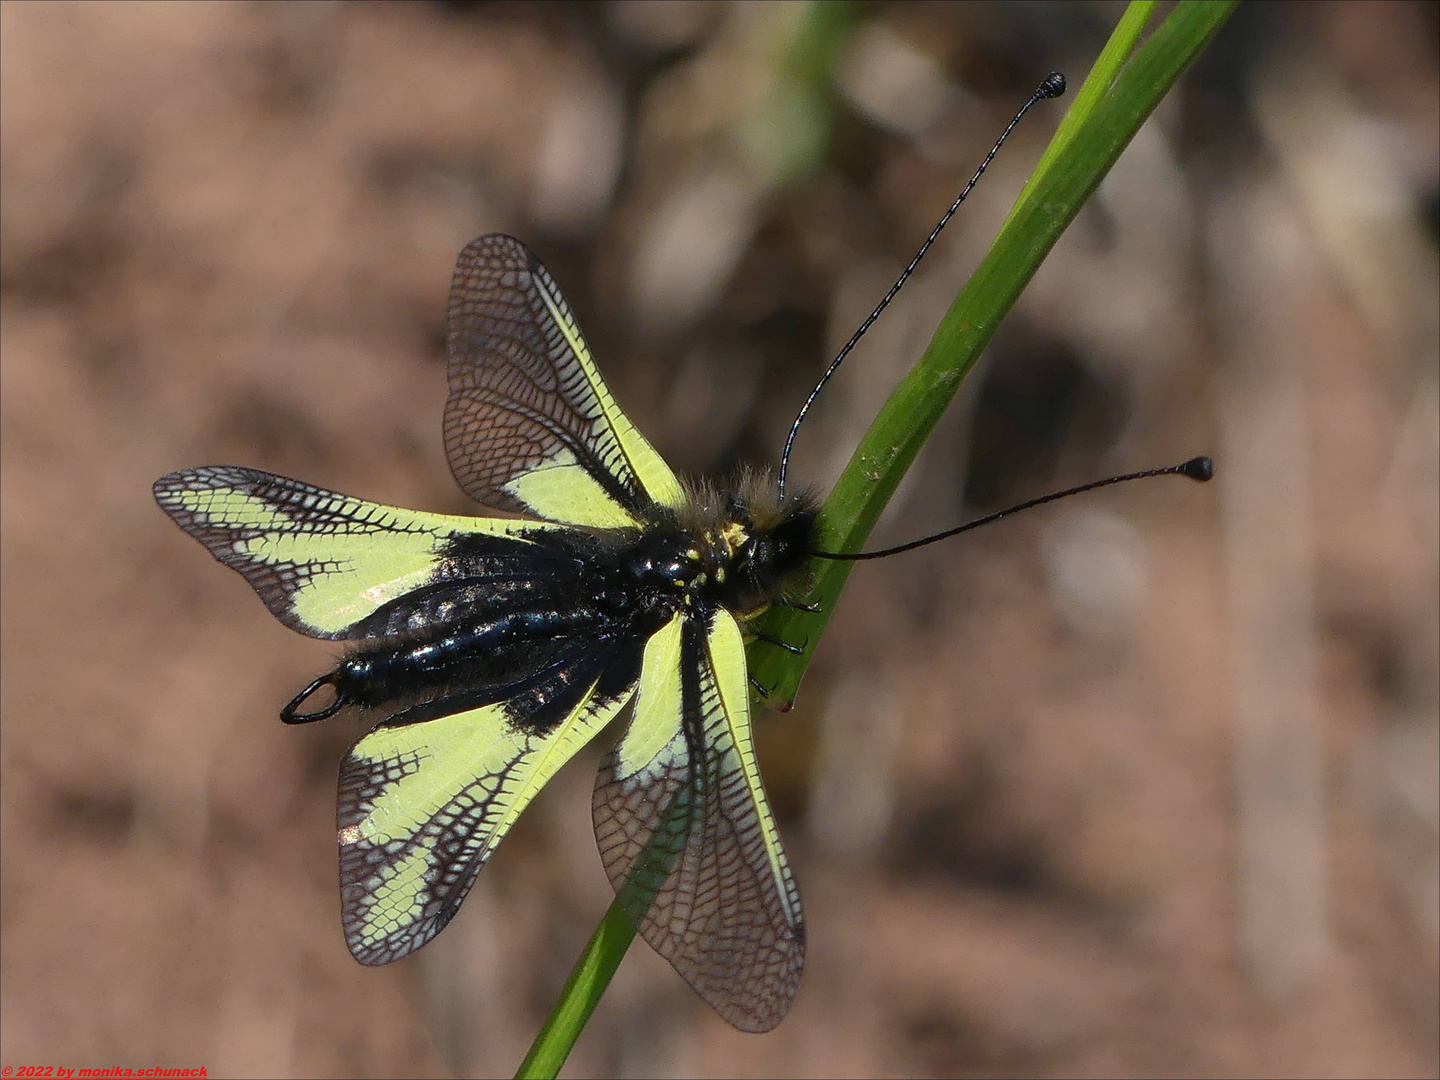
[[514, 902, 635, 1079], [1005, 0, 1155, 223], [517, 3, 1235, 1076], [750, 0, 1236, 705]]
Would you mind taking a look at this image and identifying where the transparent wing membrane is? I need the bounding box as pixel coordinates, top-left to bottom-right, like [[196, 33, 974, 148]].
[[593, 610, 805, 1031], [445, 234, 684, 528]]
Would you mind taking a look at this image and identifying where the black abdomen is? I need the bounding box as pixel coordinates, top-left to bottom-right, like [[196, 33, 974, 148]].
[[336, 603, 614, 710]]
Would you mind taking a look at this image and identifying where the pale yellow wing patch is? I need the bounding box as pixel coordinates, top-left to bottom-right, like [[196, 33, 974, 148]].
[[499, 456, 640, 531], [613, 613, 685, 777], [154, 466, 558, 639], [705, 609, 801, 931], [339, 639, 644, 964]]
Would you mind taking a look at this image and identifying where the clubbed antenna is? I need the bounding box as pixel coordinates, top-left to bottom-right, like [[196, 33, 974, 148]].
[[810, 457, 1214, 561], [776, 71, 1067, 498]]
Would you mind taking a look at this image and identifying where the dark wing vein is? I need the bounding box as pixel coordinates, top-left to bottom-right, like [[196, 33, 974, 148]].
[[592, 609, 805, 1032], [153, 466, 568, 640], [339, 632, 646, 965], [445, 234, 683, 527]]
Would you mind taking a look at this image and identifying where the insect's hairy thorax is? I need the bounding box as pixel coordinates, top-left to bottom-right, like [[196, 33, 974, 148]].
[[669, 470, 820, 613]]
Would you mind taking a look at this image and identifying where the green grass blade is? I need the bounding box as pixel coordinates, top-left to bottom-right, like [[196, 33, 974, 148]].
[[514, 901, 635, 1079], [519, 3, 1235, 1075], [1005, 0, 1156, 222], [750, 0, 1236, 705]]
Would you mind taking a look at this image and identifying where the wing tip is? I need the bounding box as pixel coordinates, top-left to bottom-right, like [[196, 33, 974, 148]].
[[343, 911, 451, 968], [711, 974, 803, 1033], [455, 232, 534, 272], [152, 466, 220, 518], [152, 464, 262, 499], [152, 466, 208, 502]]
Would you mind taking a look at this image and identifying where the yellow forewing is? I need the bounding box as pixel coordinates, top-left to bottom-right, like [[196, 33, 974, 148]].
[[531, 271, 685, 514], [153, 467, 558, 639], [614, 613, 685, 777], [500, 456, 639, 531], [338, 658, 640, 965], [445, 234, 684, 528], [706, 610, 801, 932], [592, 608, 805, 1032]]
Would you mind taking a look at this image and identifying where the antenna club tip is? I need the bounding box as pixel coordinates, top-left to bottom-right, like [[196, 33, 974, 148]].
[[1180, 456, 1214, 482], [1040, 72, 1066, 98]]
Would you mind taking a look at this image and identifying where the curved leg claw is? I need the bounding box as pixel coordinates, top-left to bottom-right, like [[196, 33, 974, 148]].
[[779, 598, 823, 613], [753, 630, 804, 656]]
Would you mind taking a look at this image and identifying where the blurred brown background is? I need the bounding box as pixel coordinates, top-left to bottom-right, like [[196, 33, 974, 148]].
[[2, 2, 1436, 1077]]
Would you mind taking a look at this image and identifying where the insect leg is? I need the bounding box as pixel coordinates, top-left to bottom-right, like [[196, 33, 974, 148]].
[[751, 630, 806, 656]]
